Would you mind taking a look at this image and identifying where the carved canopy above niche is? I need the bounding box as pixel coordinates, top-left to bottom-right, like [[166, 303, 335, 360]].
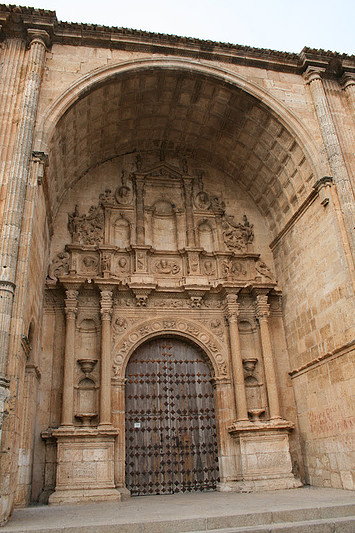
[[48, 161, 276, 298]]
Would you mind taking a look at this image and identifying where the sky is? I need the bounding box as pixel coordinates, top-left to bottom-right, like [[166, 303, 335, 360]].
[[25, 0, 354, 55]]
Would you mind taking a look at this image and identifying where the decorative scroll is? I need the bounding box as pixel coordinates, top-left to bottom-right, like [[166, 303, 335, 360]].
[[153, 259, 180, 275]]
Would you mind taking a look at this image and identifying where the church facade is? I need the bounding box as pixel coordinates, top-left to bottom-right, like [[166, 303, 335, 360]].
[[0, 5, 354, 524]]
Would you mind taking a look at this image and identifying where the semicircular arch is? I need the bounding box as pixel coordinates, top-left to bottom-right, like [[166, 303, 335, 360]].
[[112, 316, 229, 380]]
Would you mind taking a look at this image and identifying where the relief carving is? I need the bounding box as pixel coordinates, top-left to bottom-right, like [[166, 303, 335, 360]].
[[115, 185, 132, 205], [203, 260, 216, 276], [255, 260, 274, 281], [112, 317, 128, 333], [68, 204, 104, 245], [115, 256, 130, 275], [222, 258, 247, 278], [48, 251, 70, 280], [221, 214, 254, 252], [195, 191, 211, 210], [154, 259, 180, 275], [81, 255, 99, 274], [112, 318, 227, 379]]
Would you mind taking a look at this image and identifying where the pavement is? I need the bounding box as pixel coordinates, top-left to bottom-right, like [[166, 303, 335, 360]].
[[2, 487, 355, 533]]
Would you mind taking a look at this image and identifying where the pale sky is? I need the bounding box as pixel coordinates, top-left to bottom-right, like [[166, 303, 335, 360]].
[[26, 0, 354, 55]]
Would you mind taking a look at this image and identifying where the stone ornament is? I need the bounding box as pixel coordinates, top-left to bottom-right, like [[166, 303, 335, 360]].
[[112, 317, 228, 378], [68, 204, 104, 245], [47, 251, 69, 280], [222, 258, 247, 278], [153, 259, 180, 275], [222, 214, 254, 252], [115, 185, 132, 205]]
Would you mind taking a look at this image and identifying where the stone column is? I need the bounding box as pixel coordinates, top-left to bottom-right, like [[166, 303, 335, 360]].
[[0, 29, 49, 412], [341, 73, 355, 114], [255, 292, 281, 420], [303, 66, 355, 256], [224, 293, 249, 422], [134, 176, 145, 245], [99, 288, 113, 427], [183, 178, 196, 248], [61, 289, 79, 427]]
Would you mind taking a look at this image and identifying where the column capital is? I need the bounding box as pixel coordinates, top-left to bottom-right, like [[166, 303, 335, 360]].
[[64, 289, 78, 318], [224, 292, 240, 322], [99, 287, 113, 320], [302, 65, 325, 85], [255, 293, 270, 321], [26, 28, 51, 48], [340, 72, 355, 90]]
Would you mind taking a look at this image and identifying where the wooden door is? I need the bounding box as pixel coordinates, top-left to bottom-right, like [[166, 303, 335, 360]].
[[125, 337, 219, 495]]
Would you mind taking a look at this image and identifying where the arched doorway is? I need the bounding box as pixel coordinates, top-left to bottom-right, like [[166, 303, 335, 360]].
[[125, 336, 219, 496]]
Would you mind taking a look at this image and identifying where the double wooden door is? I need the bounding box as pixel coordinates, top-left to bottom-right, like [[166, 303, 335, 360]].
[[125, 337, 219, 495]]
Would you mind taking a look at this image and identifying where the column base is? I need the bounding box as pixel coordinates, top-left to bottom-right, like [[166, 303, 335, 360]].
[[48, 426, 119, 505], [228, 419, 302, 492], [49, 487, 121, 505]]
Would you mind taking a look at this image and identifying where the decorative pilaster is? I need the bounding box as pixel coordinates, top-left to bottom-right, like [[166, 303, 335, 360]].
[[133, 176, 145, 245], [183, 178, 196, 247], [99, 288, 113, 427], [255, 292, 281, 420], [303, 66, 355, 257], [61, 288, 78, 427], [0, 28, 48, 392], [224, 293, 249, 423]]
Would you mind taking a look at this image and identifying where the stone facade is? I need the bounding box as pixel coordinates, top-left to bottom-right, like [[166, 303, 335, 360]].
[[0, 4, 354, 525]]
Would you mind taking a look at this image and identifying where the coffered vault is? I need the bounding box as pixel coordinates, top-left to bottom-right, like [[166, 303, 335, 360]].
[[46, 64, 318, 235]]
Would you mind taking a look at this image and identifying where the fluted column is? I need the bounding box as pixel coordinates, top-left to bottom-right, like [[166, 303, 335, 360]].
[[341, 73, 355, 115], [255, 293, 281, 420], [99, 288, 113, 427], [224, 293, 249, 422], [61, 289, 79, 427], [303, 66, 355, 256], [183, 178, 196, 248], [0, 30, 48, 385], [134, 176, 145, 245]]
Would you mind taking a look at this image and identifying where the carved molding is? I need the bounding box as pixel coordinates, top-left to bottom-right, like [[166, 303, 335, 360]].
[[112, 317, 229, 379]]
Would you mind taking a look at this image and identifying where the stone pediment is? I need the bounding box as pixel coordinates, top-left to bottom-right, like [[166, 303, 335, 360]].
[[134, 162, 184, 180]]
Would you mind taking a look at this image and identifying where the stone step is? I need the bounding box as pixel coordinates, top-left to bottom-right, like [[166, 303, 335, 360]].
[[3, 503, 355, 533], [3, 489, 355, 533], [186, 516, 355, 533]]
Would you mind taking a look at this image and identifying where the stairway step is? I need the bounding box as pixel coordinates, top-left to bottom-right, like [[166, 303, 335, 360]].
[[186, 515, 355, 533]]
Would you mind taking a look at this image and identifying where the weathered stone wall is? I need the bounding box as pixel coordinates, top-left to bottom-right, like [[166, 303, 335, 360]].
[[0, 5, 354, 523]]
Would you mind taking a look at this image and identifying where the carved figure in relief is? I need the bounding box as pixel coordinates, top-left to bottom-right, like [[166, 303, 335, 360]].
[[154, 259, 180, 275], [115, 186, 132, 205], [210, 319, 224, 337], [210, 195, 225, 213], [222, 214, 254, 251], [68, 204, 104, 245], [222, 259, 247, 277], [204, 260, 215, 276], [101, 254, 111, 273], [255, 260, 273, 280], [81, 255, 99, 273], [195, 191, 210, 210], [48, 251, 70, 280], [112, 317, 128, 333], [116, 257, 129, 274]]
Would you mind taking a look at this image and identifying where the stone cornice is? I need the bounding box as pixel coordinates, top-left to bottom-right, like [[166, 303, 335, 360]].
[[1, 5, 354, 74]]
